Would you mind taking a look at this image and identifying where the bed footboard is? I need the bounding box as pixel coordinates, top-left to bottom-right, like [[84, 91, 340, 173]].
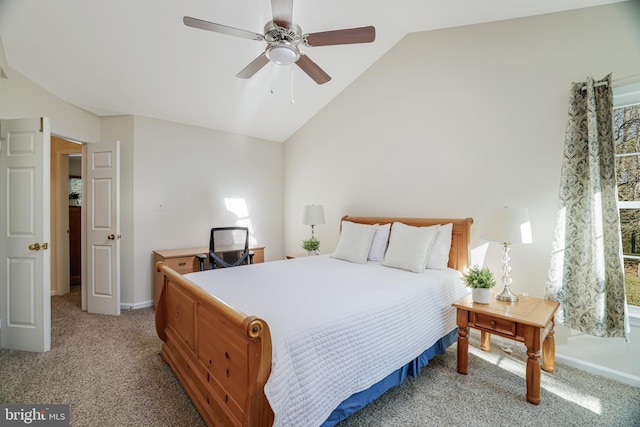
[[155, 262, 274, 427]]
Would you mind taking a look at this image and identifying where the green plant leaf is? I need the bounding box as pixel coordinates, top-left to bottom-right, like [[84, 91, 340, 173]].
[[301, 238, 320, 251], [462, 265, 496, 288]]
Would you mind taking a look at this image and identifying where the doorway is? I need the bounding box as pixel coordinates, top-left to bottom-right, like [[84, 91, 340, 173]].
[[51, 136, 122, 315], [50, 136, 82, 300]]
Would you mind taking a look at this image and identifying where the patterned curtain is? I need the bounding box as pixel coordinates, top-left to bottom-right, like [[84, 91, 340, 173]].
[[546, 74, 629, 339]]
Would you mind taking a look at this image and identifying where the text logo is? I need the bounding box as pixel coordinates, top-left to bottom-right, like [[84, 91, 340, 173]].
[[1, 405, 69, 426]]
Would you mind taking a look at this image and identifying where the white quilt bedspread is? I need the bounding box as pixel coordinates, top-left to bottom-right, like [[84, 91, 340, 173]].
[[185, 255, 469, 427]]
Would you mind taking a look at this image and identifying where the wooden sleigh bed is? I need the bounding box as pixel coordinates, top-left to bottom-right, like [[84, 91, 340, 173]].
[[155, 216, 473, 427]]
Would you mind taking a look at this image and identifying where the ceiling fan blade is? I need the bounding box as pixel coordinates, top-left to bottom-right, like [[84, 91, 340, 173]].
[[183, 16, 264, 41], [295, 54, 331, 85], [304, 26, 375, 47], [236, 53, 270, 79], [270, 0, 293, 28]]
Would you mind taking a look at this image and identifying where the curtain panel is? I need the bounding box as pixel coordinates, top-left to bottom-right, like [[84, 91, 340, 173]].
[[546, 74, 629, 339]]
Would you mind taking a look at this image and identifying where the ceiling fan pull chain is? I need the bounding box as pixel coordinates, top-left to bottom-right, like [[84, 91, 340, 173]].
[[290, 65, 295, 104], [270, 64, 275, 95]]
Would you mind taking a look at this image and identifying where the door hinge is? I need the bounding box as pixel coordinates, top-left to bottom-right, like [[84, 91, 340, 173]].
[[39, 117, 44, 133]]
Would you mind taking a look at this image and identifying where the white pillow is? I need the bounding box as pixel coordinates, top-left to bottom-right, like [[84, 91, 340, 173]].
[[368, 223, 391, 262], [426, 223, 453, 270], [382, 222, 439, 273], [332, 221, 379, 264]]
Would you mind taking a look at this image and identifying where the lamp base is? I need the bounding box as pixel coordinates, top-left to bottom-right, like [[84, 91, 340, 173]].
[[495, 286, 519, 302]]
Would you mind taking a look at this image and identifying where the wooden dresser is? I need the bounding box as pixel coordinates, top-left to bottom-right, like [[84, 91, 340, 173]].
[[152, 246, 265, 308]]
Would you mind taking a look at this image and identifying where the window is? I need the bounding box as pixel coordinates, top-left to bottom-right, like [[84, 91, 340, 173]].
[[614, 81, 640, 309]]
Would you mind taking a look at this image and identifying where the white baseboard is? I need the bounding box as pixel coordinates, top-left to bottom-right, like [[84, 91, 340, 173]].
[[49, 290, 152, 311], [468, 329, 639, 388], [120, 300, 153, 311], [555, 353, 640, 387]]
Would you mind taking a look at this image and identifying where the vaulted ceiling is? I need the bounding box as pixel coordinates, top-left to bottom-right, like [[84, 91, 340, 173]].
[[0, 0, 623, 142]]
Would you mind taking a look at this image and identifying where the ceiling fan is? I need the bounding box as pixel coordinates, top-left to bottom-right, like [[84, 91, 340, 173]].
[[183, 0, 375, 85]]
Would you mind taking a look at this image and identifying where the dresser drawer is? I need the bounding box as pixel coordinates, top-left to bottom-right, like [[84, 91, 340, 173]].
[[164, 256, 199, 274], [472, 313, 516, 337]]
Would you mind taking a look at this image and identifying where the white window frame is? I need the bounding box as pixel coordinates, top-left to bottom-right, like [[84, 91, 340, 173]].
[[613, 80, 640, 323]]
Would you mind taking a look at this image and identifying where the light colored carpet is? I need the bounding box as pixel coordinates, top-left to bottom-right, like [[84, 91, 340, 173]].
[[1, 287, 638, 426], [0, 287, 204, 426]]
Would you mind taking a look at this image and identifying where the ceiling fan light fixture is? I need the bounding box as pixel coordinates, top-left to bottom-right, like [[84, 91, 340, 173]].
[[266, 43, 300, 66], [185, 13, 374, 84]]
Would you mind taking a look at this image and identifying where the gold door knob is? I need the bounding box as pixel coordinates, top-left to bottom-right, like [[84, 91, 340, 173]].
[[28, 243, 41, 251], [107, 234, 115, 240]]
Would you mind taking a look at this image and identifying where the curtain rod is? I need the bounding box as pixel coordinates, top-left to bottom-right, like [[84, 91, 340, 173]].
[[581, 81, 608, 91]]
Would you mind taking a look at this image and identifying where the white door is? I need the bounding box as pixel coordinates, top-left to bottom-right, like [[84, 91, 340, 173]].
[[85, 141, 120, 315], [0, 117, 51, 352]]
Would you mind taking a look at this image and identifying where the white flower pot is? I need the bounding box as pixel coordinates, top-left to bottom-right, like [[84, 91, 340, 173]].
[[307, 251, 317, 256], [472, 288, 491, 304]]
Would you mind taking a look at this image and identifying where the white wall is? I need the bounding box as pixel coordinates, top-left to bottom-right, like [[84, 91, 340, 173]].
[[0, 67, 100, 143], [131, 116, 284, 304], [283, 2, 640, 380], [68, 156, 81, 176]]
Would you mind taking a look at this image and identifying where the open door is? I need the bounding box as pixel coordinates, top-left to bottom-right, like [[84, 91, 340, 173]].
[[0, 117, 51, 352], [84, 140, 120, 315]]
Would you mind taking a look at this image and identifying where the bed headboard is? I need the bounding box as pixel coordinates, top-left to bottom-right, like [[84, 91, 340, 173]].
[[340, 215, 473, 272]]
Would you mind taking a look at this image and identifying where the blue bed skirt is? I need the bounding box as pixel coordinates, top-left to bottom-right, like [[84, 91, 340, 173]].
[[320, 328, 458, 427]]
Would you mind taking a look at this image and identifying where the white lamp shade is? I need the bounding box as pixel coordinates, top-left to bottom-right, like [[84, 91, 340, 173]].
[[302, 205, 325, 226], [481, 207, 533, 244]]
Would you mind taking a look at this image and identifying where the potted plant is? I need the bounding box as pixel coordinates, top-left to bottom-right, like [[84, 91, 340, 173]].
[[68, 192, 80, 206], [463, 265, 496, 304], [302, 237, 320, 256]]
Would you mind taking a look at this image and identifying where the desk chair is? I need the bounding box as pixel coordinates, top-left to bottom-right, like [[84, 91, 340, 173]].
[[196, 227, 254, 271]]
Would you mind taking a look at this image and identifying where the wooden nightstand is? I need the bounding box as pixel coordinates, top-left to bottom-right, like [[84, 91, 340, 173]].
[[285, 253, 310, 259], [452, 293, 559, 404]]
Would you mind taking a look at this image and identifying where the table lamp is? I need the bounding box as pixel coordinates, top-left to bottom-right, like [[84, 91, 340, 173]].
[[481, 207, 533, 302], [302, 205, 325, 240]]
